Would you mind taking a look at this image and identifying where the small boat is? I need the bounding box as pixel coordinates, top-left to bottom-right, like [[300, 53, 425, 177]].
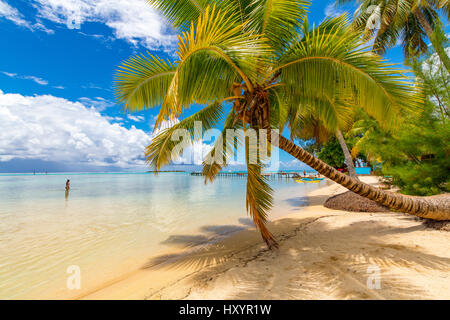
[[296, 177, 325, 183]]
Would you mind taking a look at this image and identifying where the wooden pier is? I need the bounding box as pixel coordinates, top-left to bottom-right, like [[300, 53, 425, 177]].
[[190, 171, 303, 179]]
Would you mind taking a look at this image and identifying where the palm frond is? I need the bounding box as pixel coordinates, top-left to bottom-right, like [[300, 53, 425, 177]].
[[147, 0, 253, 31], [296, 119, 332, 144], [271, 16, 422, 129], [397, 12, 429, 59], [115, 53, 176, 113], [339, 0, 444, 59], [245, 137, 277, 248], [235, 0, 254, 23], [247, 0, 309, 51], [268, 87, 290, 131], [434, 0, 450, 19], [290, 95, 355, 135], [172, 5, 272, 111], [146, 0, 210, 31]]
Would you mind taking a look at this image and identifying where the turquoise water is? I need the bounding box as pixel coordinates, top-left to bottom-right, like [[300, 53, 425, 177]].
[[0, 172, 324, 299]]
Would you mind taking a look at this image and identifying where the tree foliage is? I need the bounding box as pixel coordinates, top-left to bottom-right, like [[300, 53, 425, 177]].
[[350, 37, 449, 196], [318, 137, 346, 168]]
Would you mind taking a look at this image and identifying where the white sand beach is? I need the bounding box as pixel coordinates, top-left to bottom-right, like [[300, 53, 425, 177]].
[[80, 176, 450, 300]]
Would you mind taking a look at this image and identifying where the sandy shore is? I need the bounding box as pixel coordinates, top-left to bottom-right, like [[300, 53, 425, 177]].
[[81, 177, 450, 300]]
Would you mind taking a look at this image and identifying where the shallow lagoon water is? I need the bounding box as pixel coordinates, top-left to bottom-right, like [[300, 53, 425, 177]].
[[0, 172, 324, 299]]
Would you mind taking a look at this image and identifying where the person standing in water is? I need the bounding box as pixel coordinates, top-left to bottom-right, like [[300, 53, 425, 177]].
[[65, 179, 70, 202]]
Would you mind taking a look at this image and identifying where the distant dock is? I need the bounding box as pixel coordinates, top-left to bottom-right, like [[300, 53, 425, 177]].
[[190, 171, 305, 179]]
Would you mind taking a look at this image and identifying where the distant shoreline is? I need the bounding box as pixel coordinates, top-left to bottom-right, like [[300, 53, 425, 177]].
[[0, 170, 321, 176], [147, 170, 185, 173], [0, 171, 187, 176]]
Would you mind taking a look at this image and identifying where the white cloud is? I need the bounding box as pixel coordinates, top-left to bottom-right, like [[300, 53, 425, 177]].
[[0, 90, 215, 168], [105, 116, 124, 122], [32, 20, 55, 34], [0, 1, 54, 33], [0, 0, 29, 27], [324, 2, 345, 18], [82, 83, 110, 91], [2, 71, 49, 86], [22, 75, 49, 86], [33, 0, 177, 50], [2, 71, 16, 77], [0, 90, 151, 167], [78, 96, 115, 111], [422, 47, 450, 75], [127, 114, 145, 122], [78, 31, 105, 39]]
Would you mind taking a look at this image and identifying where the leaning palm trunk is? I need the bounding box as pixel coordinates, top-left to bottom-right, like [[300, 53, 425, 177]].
[[269, 130, 450, 221], [414, 9, 450, 73], [336, 129, 359, 180]]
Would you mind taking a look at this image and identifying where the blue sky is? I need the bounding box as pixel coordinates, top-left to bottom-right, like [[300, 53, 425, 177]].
[[0, 0, 413, 172]]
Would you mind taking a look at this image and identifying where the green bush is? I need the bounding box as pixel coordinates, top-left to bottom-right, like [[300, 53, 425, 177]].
[[317, 137, 345, 168]]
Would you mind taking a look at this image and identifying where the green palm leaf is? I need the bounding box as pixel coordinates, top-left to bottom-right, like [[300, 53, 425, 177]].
[[175, 5, 272, 94], [146, 0, 210, 31], [290, 95, 355, 133], [245, 136, 277, 247], [247, 0, 309, 51], [115, 53, 176, 113], [271, 16, 421, 128]]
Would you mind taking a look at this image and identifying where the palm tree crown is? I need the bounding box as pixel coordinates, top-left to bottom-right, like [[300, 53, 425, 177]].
[[337, 0, 450, 69]]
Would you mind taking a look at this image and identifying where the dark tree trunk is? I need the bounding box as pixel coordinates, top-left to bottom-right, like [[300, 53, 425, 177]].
[[336, 129, 359, 180]]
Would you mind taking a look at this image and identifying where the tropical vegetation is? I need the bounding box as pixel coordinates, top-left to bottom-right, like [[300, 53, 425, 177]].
[[290, 108, 362, 179], [350, 35, 449, 196]]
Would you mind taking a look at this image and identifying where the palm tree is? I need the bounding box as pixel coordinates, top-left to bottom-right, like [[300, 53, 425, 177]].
[[290, 100, 361, 180], [336, 129, 360, 179], [338, 0, 450, 71], [115, 1, 450, 247]]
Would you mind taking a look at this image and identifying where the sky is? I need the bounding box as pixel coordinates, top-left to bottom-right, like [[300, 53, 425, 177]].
[[0, 0, 411, 173]]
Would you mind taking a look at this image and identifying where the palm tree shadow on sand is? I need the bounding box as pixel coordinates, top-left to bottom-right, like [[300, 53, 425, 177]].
[[283, 194, 332, 210], [142, 215, 450, 299], [159, 219, 255, 249]]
